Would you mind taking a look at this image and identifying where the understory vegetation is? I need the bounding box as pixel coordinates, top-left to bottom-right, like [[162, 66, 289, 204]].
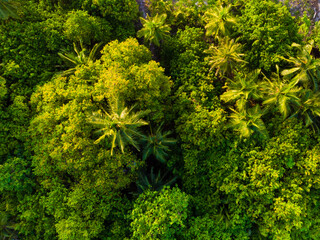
[[1, 0, 320, 239]]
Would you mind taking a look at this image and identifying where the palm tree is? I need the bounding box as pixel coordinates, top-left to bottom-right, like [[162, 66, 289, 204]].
[[141, 124, 176, 163], [295, 89, 320, 129], [281, 41, 320, 92], [136, 167, 177, 193], [261, 66, 302, 119], [57, 42, 103, 77], [203, 3, 237, 39], [0, 0, 19, 20], [89, 98, 148, 155], [220, 69, 262, 111], [0, 211, 17, 240], [137, 13, 171, 47], [229, 105, 268, 139], [204, 37, 246, 77]]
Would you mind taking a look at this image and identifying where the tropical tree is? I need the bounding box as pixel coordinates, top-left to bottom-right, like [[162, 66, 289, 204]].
[[136, 167, 177, 193], [238, 0, 301, 71], [0, 0, 19, 20], [295, 89, 320, 129], [261, 66, 302, 119], [63, 10, 112, 45], [229, 105, 268, 138], [220, 69, 262, 110], [204, 37, 246, 77], [89, 98, 148, 155], [141, 125, 176, 163], [147, 0, 174, 23], [0, 211, 17, 240], [203, 3, 237, 39], [130, 187, 189, 240], [281, 41, 320, 91], [137, 13, 171, 47], [57, 42, 103, 77]]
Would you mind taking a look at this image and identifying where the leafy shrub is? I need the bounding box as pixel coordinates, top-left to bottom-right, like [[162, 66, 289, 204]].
[[130, 187, 189, 240], [238, 0, 301, 72], [64, 10, 112, 44]]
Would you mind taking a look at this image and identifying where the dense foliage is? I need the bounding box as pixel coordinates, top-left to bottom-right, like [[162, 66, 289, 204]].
[[1, 0, 320, 239]]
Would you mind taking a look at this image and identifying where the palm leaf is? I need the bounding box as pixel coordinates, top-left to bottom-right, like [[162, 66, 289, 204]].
[[0, 0, 19, 20], [141, 124, 176, 162], [89, 98, 148, 155], [281, 67, 300, 76]]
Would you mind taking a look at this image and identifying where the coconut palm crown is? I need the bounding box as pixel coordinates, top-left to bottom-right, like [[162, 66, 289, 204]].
[[57, 42, 103, 77], [137, 13, 171, 47], [281, 41, 320, 92], [261, 66, 302, 119], [220, 69, 262, 110], [204, 3, 237, 39], [89, 98, 148, 155], [141, 124, 176, 163], [204, 37, 246, 77]]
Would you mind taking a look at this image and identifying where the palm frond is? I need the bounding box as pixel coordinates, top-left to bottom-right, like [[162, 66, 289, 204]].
[[205, 37, 246, 77], [141, 124, 176, 163], [221, 70, 262, 110], [137, 13, 171, 46], [89, 98, 148, 155], [229, 105, 268, 139], [136, 167, 177, 193], [0, 0, 19, 20], [57, 42, 103, 77], [204, 4, 237, 39]]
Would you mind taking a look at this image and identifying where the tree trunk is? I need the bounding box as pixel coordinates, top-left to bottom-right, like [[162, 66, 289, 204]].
[[136, 0, 148, 18]]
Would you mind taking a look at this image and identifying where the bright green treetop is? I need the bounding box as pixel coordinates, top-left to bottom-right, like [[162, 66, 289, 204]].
[[204, 38, 246, 77], [137, 13, 171, 47], [131, 187, 189, 240], [204, 3, 236, 39]]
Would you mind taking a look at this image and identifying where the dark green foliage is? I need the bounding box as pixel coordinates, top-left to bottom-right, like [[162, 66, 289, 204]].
[[81, 0, 138, 40], [184, 214, 251, 240], [64, 10, 112, 44], [1, 0, 320, 239], [141, 125, 176, 163], [0, 94, 30, 161], [82, 0, 138, 23], [0, 210, 18, 240], [0, 0, 19, 19], [238, 0, 301, 72], [210, 119, 320, 239], [0, 157, 34, 194], [136, 167, 177, 193], [0, 12, 68, 96], [163, 27, 216, 125], [164, 26, 208, 82], [130, 187, 189, 239]]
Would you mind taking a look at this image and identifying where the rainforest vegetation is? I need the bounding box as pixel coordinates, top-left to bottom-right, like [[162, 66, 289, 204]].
[[1, 0, 320, 239]]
